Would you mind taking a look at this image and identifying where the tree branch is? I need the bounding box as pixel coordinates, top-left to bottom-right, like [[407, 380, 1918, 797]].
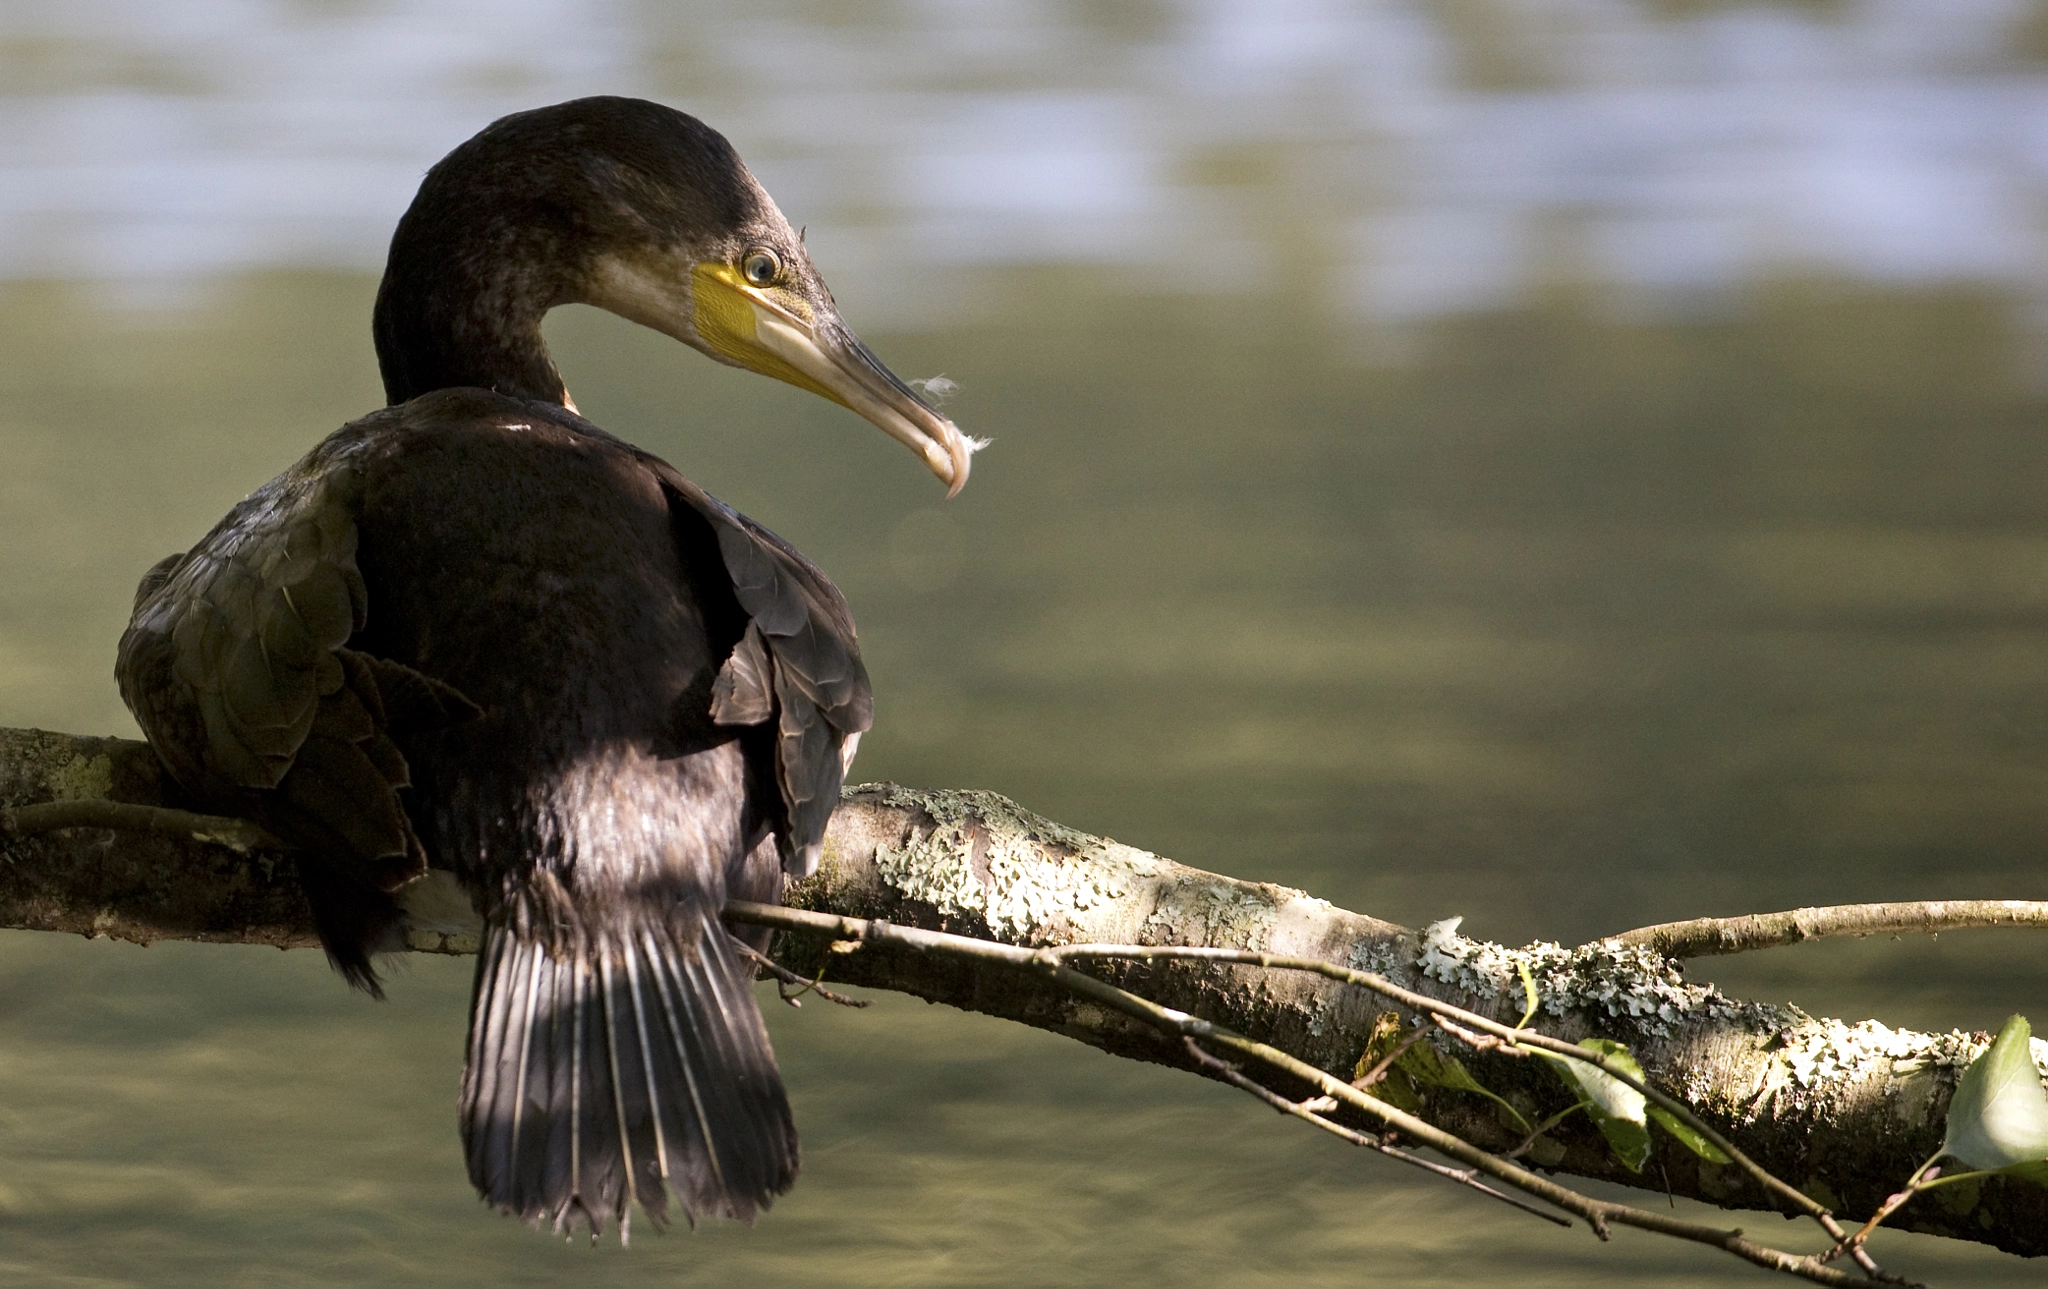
[[722, 899, 1904, 1286], [1607, 901, 2048, 959], [2, 724, 2043, 1262]]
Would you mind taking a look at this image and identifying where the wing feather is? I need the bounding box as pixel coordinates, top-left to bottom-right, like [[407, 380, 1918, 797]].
[[115, 420, 480, 988], [648, 463, 872, 878], [121, 442, 373, 795]]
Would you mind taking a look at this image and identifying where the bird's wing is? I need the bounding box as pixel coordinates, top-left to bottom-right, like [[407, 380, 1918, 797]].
[[119, 441, 371, 795], [116, 426, 478, 945], [651, 465, 873, 879]]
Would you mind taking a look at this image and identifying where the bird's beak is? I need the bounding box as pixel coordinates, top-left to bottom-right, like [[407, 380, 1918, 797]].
[[687, 264, 979, 496]]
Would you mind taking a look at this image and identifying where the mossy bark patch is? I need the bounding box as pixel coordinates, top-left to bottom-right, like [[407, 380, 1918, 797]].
[[0, 729, 315, 948]]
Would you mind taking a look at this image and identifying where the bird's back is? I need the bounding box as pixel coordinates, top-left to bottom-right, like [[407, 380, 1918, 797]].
[[345, 390, 769, 917]]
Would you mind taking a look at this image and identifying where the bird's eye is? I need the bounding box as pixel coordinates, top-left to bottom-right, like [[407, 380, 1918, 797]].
[[741, 249, 781, 287]]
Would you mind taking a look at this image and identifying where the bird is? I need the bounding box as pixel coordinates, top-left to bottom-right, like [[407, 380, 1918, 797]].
[[114, 96, 978, 1239]]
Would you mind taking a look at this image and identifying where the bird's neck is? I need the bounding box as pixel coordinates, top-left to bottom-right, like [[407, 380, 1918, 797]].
[[372, 229, 572, 407]]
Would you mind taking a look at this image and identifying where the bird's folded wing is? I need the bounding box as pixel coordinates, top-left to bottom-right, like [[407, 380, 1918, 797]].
[[119, 439, 373, 796], [115, 426, 477, 892], [652, 464, 873, 878]]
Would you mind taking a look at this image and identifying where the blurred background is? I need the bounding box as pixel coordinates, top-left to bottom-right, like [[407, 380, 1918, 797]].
[[2, 0, 2045, 1283]]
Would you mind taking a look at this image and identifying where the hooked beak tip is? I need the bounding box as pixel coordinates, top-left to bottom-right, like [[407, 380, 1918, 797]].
[[722, 283, 985, 497], [932, 421, 986, 498], [943, 435, 971, 498]]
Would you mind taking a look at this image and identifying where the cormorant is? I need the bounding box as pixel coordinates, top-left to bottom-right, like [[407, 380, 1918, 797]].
[[114, 97, 976, 1237]]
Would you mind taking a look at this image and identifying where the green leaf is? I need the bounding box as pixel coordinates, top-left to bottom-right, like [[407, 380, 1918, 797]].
[[1360, 1069, 1424, 1113], [1535, 1035, 1729, 1165], [1348, 1014, 1534, 1132], [1399, 1039, 1489, 1095], [1942, 1015, 2048, 1179], [1351, 1012, 1488, 1096], [1547, 1038, 1651, 1173], [1646, 1104, 1732, 1164], [1396, 1042, 1534, 1134], [1999, 1160, 2048, 1188], [1351, 1013, 1405, 1081], [1516, 960, 1541, 1030], [1351, 1013, 1422, 1112]]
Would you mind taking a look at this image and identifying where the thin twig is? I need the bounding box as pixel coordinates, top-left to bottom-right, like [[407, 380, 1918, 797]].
[[1430, 1013, 1524, 1054], [0, 799, 279, 853], [1823, 1157, 1945, 1265], [1606, 900, 2048, 960], [1501, 1101, 1591, 1162], [1179, 1037, 1573, 1228], [732, 941, 870, 1008], [733, 908, 1892, 1275], [1179, 1005, 1886, 1285]]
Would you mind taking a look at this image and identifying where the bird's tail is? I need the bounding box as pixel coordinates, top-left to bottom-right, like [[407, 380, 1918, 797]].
[[459, 906, 798, 1238]]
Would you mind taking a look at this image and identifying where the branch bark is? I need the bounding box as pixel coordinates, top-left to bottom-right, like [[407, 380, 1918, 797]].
[[2, 724, 2043, 1259]]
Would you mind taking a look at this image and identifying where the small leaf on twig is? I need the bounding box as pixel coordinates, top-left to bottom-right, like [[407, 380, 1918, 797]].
[[1534, 1037, 1725, 1166], [1941, 1014, 2048, 1187], [1351, 1013, 1534, 1130], [1352, 1014, 1423, 1112], [1352, 1012, 1404, 1082], [1647, 1105, 1731, 1165], [1402, 1037, 1494, 1096], [1547, 1039, 1651, 1173], [1400, 1035, 1534, 1134], [1516, 960, 1541, 1030]]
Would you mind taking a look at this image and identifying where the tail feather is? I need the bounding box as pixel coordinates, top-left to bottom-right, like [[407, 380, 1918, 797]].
[[462, 930, 517, 1186], [461, 907, 797, 1237], [636, 927, 735, 1210], [645, 922, 784, 1216], [538, 948, 584, 1222], [618, 934, 683, 1213], [686, 939, 790, 1194], [680, 948, 765, 1199], [507, 939, 548, 1209]]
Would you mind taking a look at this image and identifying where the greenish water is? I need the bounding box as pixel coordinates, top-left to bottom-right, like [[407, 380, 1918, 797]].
[[0, 269, 2043, 1284]]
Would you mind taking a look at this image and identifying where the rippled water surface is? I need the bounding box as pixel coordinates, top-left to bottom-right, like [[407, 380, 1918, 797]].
[[3, 3, 2047, 1284]]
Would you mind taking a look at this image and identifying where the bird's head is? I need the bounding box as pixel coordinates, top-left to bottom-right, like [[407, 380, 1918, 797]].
[[378, 96, 981, 495]]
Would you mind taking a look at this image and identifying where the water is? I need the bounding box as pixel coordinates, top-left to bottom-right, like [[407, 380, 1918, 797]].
[[3, 2, 2047, 1283]]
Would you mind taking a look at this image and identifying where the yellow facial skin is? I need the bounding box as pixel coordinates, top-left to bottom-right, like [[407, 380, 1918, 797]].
[[581, 249, 978, 494], [689, 264, 840, 405], [687, 261, 977, 496]]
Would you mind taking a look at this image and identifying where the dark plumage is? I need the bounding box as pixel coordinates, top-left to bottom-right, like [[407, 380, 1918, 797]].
[[115, 97, 975, 1237]]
